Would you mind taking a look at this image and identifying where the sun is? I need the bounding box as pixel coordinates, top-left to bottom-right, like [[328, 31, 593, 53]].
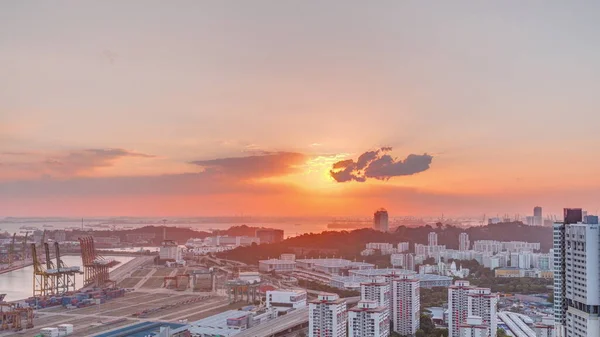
[[258, 154, 351, 192]]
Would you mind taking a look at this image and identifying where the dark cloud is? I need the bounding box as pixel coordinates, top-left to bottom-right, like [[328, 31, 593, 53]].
[[330, 147, 433, 182], [190, 151, 306, 179]]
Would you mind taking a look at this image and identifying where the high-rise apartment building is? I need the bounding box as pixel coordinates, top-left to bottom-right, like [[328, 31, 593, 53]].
[[398, 242, 410, 252], [467, 288, 498, 337], [448, 280, 473, 337], [553, 208, 599, 337], [361, 279, 391, 311], [348, 300, 389, 337], [428, 232, 438, 246], [374, 209, 389, 232], [309, 293, 347, 337], [391, 273, 420, 336], [459, 233, 470, 251], [406, 254, 415, 272], [534, 206, 543, 226], [459, 316, 488, 337]]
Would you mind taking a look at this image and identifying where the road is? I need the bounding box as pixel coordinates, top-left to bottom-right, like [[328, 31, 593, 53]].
[[233, 297, 360, 337]]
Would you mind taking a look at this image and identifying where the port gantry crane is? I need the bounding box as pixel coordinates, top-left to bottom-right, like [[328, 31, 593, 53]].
[[0, 303, 34, 332], [53, 241, 80, 294], [21, 232, 28, 261], [78, 236, 119, 287], [30, 242, 80, 297], [31, 243, 52, 297], [7, 233, 16, 266]]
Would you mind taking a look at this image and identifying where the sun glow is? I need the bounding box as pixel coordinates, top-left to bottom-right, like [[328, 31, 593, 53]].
[[258, 154, 351, 192]]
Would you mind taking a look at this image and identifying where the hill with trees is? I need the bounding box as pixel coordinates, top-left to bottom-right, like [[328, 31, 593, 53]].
[[218, 221, 552, 264]]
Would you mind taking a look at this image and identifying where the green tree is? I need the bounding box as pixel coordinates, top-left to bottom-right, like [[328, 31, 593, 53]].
[[416, 329, 426, 337], [420, 314, 435, 334], [497, 328, 509, 337]]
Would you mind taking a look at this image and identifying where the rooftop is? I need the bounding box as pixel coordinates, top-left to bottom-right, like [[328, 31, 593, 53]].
[[93, 322, 185, 337], [191, 309, 250, 328], [349, 268, 413, 276], [259, 259, 296, 265], [415, 274, 453, 282]]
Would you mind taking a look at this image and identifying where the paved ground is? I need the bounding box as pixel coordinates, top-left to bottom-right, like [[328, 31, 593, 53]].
[[1, 290, 223, 336]]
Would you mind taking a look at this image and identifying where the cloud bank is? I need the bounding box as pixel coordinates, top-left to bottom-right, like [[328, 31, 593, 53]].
[[330, 147, 433, 182]]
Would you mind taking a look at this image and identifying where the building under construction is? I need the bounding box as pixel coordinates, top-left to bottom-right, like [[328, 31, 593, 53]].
[[31, 242, 81, 297], [78, 236, 120, 287]]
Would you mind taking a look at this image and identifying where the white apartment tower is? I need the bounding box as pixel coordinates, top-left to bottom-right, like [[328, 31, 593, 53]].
[[459, 233, 470, 251], [459, 316, 488, 337], [406, 254, 415, 271], [391, 273, 420, 336], [553, 208, 600, 337], [448, 280, 473, 337], [467, 288, 498, 337], [428, 232, 438, 246], [348, 300, 390, 337], [374, 208, 389, 232], [309, 293, 348, 337], [361, 280, 391, 311]]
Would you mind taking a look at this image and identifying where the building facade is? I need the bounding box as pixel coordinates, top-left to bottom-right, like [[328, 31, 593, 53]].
[[459, 316, 488, 337], [467, 288, 498, 337], [266, 290, 307, 311], [553, 208, 600, 337], [258, 259, 296, 273], [348, 300, 389, 337], [374, 209, 389, 232], [459, 233, 470, 251], [428, 232, 438, 246], [391, 273, 420, 336], [448, 280, 473, 337], [309, 293, 347, 337], [361, 280, 391, 310]]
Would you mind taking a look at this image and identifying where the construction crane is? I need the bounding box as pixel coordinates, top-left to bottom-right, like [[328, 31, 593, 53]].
[[8, 233, 16, 266], [21, 232, 28, 261]]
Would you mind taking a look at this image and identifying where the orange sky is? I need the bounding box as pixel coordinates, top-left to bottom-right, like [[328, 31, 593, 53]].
[[2, 2, 600, 217]]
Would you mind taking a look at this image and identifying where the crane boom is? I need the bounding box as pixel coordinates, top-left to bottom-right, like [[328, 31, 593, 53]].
[[44, 243, 54, 270], [22, 232, 29, 261], [8, 233, 16, 265]]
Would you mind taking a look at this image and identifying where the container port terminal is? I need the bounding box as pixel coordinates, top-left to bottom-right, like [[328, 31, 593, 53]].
[[0, 232, 245, 337]]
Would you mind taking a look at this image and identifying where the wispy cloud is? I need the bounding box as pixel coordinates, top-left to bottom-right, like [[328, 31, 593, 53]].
[[0, 148, 155, 178]]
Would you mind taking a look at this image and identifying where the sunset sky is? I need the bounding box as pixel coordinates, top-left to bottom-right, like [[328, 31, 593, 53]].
[[2, 2, 600, 217]]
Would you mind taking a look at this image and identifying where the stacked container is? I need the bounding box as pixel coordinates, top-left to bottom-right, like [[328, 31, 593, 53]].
[[58, 324, 74, 336], [40, 327, 59, 337]]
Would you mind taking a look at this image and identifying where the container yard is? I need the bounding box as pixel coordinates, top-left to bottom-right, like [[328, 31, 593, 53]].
[[12, 291, 228, 337]]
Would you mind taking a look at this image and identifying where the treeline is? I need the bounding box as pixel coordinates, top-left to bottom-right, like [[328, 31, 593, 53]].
[[468, 277, 553, 295], [58, 224, 268, 245], [218, 222, 552, 264], [297, 279, 360, 298]]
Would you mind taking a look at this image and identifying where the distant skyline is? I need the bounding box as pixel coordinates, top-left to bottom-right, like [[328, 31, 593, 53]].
[[2, 2, 600, 217]]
